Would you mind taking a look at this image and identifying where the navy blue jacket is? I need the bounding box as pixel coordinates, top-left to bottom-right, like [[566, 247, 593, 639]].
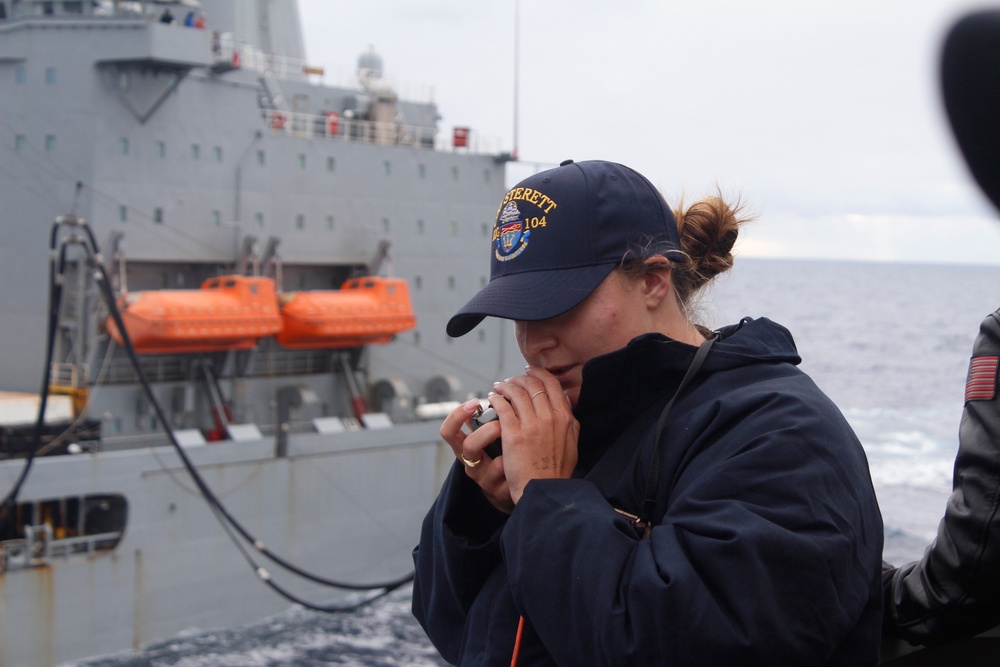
[[413, 318, 884, 665]]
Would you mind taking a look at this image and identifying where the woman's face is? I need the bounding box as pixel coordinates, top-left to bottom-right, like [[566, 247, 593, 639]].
[[514, 270, 655, 407]]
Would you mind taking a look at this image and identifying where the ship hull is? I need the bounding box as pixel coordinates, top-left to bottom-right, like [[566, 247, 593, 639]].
[[0, 424, 451, 666]]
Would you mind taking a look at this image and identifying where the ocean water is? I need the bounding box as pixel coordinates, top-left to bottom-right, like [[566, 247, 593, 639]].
[[72, 258, 1000, 666]]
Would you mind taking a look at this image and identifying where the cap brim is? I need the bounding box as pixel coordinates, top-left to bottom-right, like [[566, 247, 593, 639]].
[[446, 263, 617, 337]]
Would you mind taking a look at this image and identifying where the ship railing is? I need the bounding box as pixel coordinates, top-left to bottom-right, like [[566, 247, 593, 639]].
[[263, 107, 505, 154], [264, 108, 440, 149], [102, 346, 338, 385], [215, 36, 312, 83], [4, 1, 184, 21], [1, 527, 123, 572]]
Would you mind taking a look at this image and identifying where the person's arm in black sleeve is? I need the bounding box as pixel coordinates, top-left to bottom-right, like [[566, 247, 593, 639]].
[[883, 308, 1000, 644]]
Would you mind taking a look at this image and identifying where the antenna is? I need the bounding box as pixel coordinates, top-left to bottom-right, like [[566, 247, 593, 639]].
[[513, 0, 520, 160]]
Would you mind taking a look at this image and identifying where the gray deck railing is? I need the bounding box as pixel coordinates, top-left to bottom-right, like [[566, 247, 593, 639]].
[[2, 525, 123, 571]]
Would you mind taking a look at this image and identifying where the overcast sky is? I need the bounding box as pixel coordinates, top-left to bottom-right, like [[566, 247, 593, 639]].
[[297, 0, 1000, 265]]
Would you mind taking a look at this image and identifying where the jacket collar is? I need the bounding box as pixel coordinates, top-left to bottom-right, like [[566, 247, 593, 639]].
[[573, 317, 801, 461]]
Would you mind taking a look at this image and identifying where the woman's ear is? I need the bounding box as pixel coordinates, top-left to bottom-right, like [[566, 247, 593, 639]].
[[641, 257, 674, 310]]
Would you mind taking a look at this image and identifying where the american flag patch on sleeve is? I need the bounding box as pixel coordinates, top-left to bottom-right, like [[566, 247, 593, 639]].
[[965, 355, 1000, 402]]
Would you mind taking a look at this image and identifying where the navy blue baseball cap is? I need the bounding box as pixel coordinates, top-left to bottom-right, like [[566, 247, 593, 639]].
[[447, 159, 684, 337]]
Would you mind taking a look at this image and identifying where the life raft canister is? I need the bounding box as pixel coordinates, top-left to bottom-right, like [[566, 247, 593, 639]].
[[326, 111, 339, 136]]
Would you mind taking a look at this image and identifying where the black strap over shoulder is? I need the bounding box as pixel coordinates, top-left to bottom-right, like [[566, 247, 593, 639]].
[[637, 336, 715, 536]]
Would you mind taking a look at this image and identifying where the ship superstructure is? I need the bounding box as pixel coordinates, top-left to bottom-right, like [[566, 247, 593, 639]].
[[0, 1, 517, 663]]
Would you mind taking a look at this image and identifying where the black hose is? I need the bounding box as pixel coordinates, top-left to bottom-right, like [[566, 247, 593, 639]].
[[1, 225, 74, 515]]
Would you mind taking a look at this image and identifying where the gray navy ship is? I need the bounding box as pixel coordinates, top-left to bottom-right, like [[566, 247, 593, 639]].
[[0, 1, 520, 664]]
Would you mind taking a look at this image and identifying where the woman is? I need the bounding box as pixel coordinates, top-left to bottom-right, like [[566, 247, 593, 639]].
[[412, 160, 883, 666]]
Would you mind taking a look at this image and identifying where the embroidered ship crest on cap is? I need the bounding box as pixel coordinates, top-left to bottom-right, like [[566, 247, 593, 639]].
[[495, 201, 531, 262]]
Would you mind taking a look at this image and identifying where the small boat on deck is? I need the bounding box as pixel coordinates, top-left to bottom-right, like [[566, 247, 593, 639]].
[[106, 275, 283, 354], [277, 277, 416, 350], [106, 275, 416, 355]]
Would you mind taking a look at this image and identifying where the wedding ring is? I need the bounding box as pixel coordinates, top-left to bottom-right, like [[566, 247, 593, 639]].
[[530, 390, 546, 399], [462, 456, 482, 469]]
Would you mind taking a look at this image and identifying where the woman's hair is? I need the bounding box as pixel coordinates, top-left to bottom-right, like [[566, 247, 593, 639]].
[[618, 191, 753, 310]]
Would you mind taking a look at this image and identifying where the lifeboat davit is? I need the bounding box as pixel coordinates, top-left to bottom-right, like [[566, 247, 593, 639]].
[[276, 277, 416, 350], [106, 276, 283, 354]]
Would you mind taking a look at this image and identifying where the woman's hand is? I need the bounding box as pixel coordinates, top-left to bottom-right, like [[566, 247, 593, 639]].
[[440, 398, 515, 514], [490, 366, 580, 505]]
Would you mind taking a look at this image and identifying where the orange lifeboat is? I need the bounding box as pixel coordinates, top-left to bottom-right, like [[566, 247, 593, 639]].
[[106, 276, 283, 354], [276, 277, 416, 350]]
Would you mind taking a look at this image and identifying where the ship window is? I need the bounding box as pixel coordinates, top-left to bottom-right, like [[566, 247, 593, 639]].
[[117, 70, 130, 90], [191, 144, 200, 160], [64, 2, 83, 14], [298, 153, 306, 169], [325, 215, 334, 230], [414, 276, 422, 289], [255, 213, 264, 228], [413, 331, 421, 345], [214, 146, 223, 162], [15, 134, 24, 151], [383, 160, 391, 175], [381, 217, 390, 233], [326, 156, 335, 172], [256, 149, 266, 166], [119, 137, 129, 155], [418, 164, 426, 178], [479, 330, 486, 343], [224, 279, 236, 287], [212, 210, 221, 226], [249, 284, 258, 294], [45, 66, 56, 84], [15, 65, 25, 83], [480, 276, 487, 288], [449, 221, 457, 236], [296, 214, 305, 230], [119, 206, 127, 222], [156, 140, 165, 158], [44, 134, 55, 152], [416, 219, 424, 234], [452, 166, 459, 181], [484, 169, 492, 183], [153, 207, 164, 224], [448, 276, 456, 289], [0, 493, 128, 568]]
